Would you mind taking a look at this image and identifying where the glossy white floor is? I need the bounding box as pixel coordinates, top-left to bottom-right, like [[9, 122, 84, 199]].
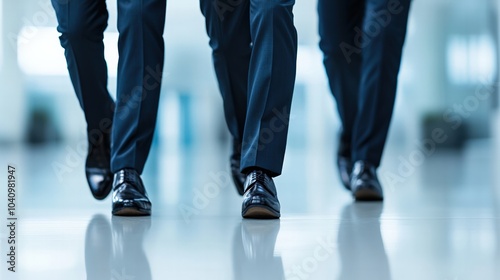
[[0, 138, 499, 280]]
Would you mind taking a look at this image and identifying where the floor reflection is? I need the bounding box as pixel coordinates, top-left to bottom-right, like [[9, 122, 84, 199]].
[[85, 215, 152, 280], [2, 140, 499, 279], [338, 203, 391, 280], [232, 220, 284, 280]]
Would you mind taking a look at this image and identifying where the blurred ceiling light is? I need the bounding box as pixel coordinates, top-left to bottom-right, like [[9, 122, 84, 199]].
[[17, 26, 119, 77], [446, 35, 497, 85]]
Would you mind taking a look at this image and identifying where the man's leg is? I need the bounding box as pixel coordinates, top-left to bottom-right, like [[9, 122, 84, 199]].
[[318, 0, 365, 190], [350, 0, 411, 201], [318, 0, 365, 158], [111, 0, 166, 216], [239, 0, 297, 219], [201, 0, 251, 143], [241, 0, 297, 177], [52, 0, 114, 133], [352, 0, 411, 166], [111, 0, 167, 174], [200, 0, 252, 195], [52, 0, 115, 200]]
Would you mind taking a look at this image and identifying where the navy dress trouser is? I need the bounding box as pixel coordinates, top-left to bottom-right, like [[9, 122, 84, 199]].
[[318, 0, 411, 167], [51, 0, 166, 174], [201, 0, 298, 176]]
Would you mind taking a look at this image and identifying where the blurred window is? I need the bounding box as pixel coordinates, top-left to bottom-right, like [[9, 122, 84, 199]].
[[18, 26, 119, 77], [447, 35, 497, 85]]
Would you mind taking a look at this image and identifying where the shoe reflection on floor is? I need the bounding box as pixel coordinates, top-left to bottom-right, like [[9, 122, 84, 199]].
[[232, 220, 285, 280], [338, 203, 391, 280], [85, 214, 152, 280]]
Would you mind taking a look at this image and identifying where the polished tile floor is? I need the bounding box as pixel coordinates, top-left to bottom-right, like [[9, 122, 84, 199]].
[[0, 139, 499, 280]]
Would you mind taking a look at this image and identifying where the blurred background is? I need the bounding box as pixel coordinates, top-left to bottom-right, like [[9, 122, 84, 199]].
[[1, 1, 500, 279], [0, 0, 499, 157]]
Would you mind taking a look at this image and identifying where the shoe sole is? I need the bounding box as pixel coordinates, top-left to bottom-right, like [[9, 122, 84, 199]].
[[90, 187, 112, 200], [354, 188, 384, 201], [113, 207, 151, 216], [242, 206, 280, 219]]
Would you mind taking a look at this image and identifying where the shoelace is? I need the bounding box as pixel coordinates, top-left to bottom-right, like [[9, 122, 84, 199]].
[[115, 170, 148, 195], [116, 169, 138, 183], [250, 170, 268, 186]]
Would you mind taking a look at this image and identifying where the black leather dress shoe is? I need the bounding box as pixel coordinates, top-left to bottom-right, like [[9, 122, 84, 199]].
[[350, 161, 384, 201], [112, 169, 151, 216], [231, 139, 246, 196], [242, 170, 280, 219], [85, 132, 113, 200], [337, 156, 352, 190]]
